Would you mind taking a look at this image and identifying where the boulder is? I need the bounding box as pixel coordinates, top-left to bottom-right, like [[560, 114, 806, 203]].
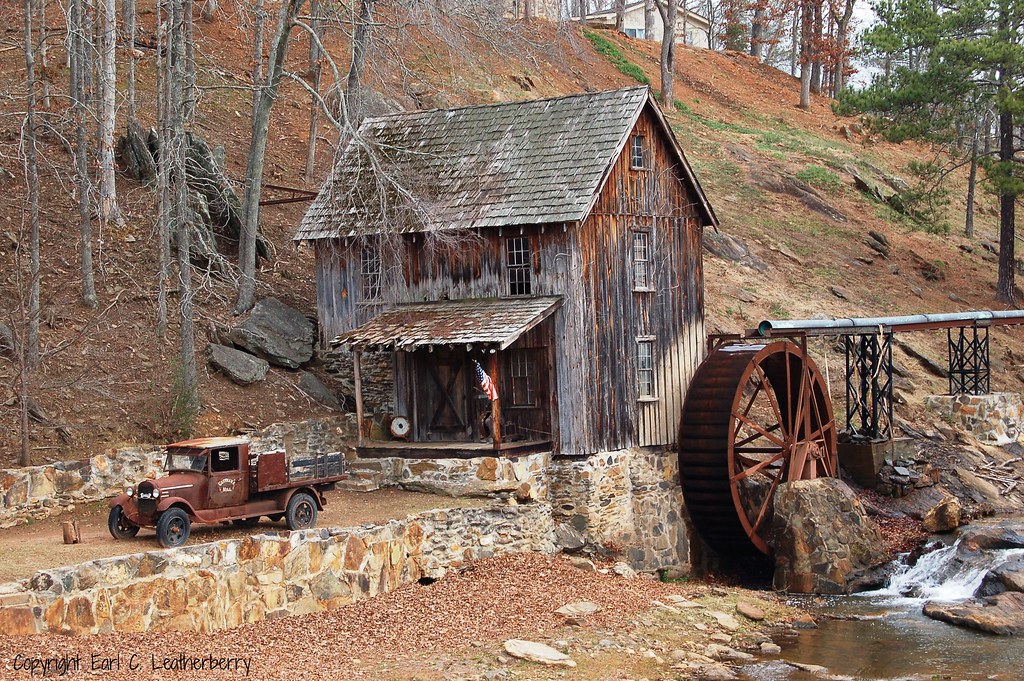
[[767, 478, 888, 594], [736, 601, 766, 621], [554, 601, 601, 617], [298, 372, 344, 411], [702, 231, 768, 272], [502, 639, 576, 667], [976, 556, 1024, 597], [224, 298, 315, 369], [206, 344, 269, 386], [923, 591, 1024, 635], [922, 497, 962, 533], [959, 523, 1024, 551], [554, 524, 586, 552]]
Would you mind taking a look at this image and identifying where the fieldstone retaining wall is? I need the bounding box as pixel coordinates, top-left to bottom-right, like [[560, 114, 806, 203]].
[[0, 417, 354, 528], [323, 348, 393, 412], [924, 392, 1024, 444], [548, 448, 689, 574], [0, 502, 555, 636]]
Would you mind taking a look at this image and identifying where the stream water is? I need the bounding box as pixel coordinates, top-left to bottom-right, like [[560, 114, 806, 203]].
[[737, 526, 1024, 681]]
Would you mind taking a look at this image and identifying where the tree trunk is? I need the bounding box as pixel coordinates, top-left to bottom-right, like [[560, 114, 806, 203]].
[[304, 0, 321, 183], [576, 0, 587, 24], [965, 120, 979, 238], [170, 0, 199, 418], [184, 0, 197, 122], [750, 4, 764, 59], [615, 0, 625, 32], [124, 0, 136, 121], [73, 0, 98, 309], [809, 0, 822, 94], [156, 0, 170, 335], [236, 0, 307, 314], [347, 0, 375, 95], [645, 0, 655, 39], [655, 0, 677, 105], [98, 0, 124, 231], [834, 0, 855, 93], [201, 0, 218, 20], [995, 108, 1016, 304], [790, 4, 798, 76], [798, 0, 812, 109], [24, 0, 41, 371], [35, 0, 50, 109]]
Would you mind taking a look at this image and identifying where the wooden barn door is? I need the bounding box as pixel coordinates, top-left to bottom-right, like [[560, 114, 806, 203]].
[[417, 349, 475, 441]]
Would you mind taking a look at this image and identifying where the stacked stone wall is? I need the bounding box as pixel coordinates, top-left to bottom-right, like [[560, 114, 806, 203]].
[[548, 448, 689, 573], [322, 348, 394, 412], [923, 392, 1024, 444], [0, 503, 555, 636], [0, 417, 354, 528]]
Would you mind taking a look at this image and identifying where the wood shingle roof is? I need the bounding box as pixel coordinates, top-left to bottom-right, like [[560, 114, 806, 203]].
[[295, 86, 716, 240]]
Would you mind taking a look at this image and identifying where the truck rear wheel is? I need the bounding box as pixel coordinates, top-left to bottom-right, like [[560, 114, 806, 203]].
[[286, 492, 317, 531], [156, 508, 191, 548], [108, 505, 140, 540]]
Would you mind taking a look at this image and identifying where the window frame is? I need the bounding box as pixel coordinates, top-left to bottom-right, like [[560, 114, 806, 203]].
[[505, 236, 533, 297], [360, 244, 382, 302], [508, 349, 538, 408], [636, 338, 657, 401], [630, 135, 648, 170], [632, 229, 654, 292]]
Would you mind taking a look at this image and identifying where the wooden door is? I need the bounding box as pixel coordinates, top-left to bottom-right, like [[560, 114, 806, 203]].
[[417, 350, 474, 441]]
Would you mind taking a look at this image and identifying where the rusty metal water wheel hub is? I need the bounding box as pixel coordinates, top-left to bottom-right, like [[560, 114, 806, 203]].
[[678, 340, 838, 555]]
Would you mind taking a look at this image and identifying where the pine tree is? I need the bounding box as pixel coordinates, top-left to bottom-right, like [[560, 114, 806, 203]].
[[842, 0, 1024, 303]]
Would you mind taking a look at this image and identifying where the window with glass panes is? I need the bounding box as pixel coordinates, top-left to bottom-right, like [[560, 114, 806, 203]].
[[360, 246, 382, 301], [637, 340, 654, 398], [633, 231, 651, 289], [630, 135, 646, 169], [509, 350, 537, 406], [506, 237, 532, 296]]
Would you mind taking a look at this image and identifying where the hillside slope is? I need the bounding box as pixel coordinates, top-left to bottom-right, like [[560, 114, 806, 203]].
[[0, 6, 1019, 468]]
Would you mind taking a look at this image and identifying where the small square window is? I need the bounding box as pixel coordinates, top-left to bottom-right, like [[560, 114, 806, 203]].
[[633, 231, 651, 290], [630, 135, 646, 169], [637, 340, 655, 398], [506, 237, 532, 296], [360, 246, 381, 301]]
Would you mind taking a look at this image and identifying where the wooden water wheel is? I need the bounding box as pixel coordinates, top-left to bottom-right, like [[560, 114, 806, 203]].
[[678, 341, 838, 555]]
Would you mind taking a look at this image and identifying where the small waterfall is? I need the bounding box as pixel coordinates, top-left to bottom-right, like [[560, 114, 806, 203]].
[[866, 536, 1024, 603]]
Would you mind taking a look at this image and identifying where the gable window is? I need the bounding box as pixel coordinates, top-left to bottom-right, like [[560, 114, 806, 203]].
[[506, 236, 533, 296], [630, 135, 647, 170], [509, 349, 537, 407], [360, 245, 382, 301], [633, 230, 652, 290], [637, 339, 655, 399]]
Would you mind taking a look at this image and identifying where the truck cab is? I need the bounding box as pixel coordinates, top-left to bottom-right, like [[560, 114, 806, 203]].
[[108, 437, 346, 548]]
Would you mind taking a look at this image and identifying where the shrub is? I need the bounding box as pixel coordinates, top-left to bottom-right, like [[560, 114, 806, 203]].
[[583, 30, 650, 85]]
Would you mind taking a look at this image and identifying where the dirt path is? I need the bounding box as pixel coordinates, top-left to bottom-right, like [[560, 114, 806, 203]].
[[0, 488, 486, 584]]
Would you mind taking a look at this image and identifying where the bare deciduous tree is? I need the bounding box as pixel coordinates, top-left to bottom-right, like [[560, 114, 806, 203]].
[[72, 0, 98, 309], [98, 0, 125, 231], [654, 0, 678, 105]]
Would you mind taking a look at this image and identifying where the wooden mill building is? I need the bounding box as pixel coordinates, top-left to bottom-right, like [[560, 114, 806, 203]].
[[294, 86, 718, 458]]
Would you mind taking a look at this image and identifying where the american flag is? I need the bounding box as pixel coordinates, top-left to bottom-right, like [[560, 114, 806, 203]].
[[474, 360, 498, 401]]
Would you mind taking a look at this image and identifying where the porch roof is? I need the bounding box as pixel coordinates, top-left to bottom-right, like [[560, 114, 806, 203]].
[[335, 296, 562, 352]]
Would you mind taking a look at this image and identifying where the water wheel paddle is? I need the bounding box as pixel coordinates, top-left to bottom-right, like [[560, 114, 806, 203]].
[[678, 341, 838, 555]]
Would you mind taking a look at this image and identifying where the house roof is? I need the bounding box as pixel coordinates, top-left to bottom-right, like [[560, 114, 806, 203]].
[[294, 87, 717, 241], [586, 2, 709, 25], [334, 297, 563, 351]]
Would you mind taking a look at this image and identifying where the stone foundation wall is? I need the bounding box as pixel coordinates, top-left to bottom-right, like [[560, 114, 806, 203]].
[[548, 448, 689, 573], [323, 348, 393, 412], [0, 417, 354, 528], [0, 503, 555, 636], [924, 392, 1024, 444], [341, 453, 549, 501]]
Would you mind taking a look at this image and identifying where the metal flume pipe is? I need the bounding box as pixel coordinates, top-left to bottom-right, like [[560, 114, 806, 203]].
[[755, 310, 1024, 337]]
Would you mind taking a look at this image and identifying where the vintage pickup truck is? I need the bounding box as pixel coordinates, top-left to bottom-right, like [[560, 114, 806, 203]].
[[108, 436, 347, 548]]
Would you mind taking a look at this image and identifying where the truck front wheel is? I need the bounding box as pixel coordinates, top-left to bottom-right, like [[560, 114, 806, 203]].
[[108, 505, 140, 540], [286, 492, 318, 531], [156, 508, 191, 548]]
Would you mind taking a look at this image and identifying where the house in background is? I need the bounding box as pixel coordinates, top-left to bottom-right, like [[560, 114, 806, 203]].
[[294, 87, 717, 460], [581, 2, 712, 48]]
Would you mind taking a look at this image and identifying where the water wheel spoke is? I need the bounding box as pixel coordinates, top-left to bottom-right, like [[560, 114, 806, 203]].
[[735, 423, 781, 448], [750, 467, 785, 536], [733, 412, 786, 448], [753, 365, 786, 436], [731, 451, 786, 482]]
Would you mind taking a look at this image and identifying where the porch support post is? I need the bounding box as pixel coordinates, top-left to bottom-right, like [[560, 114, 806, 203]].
[[354, 349, 365, 448], [490, 352, 502, 451]]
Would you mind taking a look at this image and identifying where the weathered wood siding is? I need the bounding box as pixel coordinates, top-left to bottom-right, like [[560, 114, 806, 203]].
[[314, 104, 706, 456]]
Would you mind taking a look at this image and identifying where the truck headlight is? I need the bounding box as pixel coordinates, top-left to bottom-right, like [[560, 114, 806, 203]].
[[125, 487, 134, 497]]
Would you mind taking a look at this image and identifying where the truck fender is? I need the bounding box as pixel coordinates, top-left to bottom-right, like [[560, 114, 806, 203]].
[[108, 493, 131, 509], [283, 487, 324, 510], [156, 497, 198, 517]]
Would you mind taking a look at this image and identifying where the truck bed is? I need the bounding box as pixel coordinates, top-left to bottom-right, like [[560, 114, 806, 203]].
[[254, 450, 347, 492]]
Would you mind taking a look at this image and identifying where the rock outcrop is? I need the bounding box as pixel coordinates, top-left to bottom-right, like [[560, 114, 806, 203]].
[[223, 298, 316, 369], [923, 591, 1024, 635], [768, 478, 888, 594], [206, 343, 270, 385]]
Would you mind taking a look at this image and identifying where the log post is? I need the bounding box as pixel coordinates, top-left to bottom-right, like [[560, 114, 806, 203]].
[[62, 520, 81, 544], [490, 352, 501, 451], [354, 349, 365, 448]]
